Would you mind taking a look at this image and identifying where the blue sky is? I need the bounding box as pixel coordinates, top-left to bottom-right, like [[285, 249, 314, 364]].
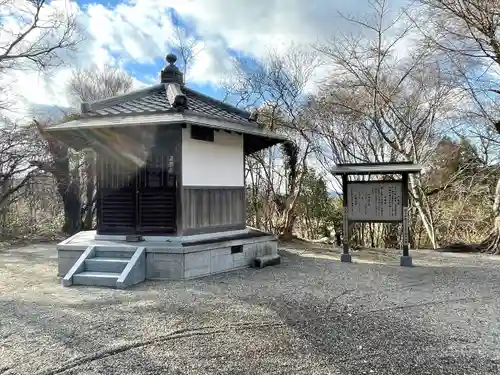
[[2, 0, 413, 119]]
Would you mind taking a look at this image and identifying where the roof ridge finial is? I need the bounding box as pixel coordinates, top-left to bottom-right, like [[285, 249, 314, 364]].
[[166, 53, 177, 66], [161, 52, 184, 85]]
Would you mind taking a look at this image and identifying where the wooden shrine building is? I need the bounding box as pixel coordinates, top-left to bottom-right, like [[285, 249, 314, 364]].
[[47, 54, 286, 288]]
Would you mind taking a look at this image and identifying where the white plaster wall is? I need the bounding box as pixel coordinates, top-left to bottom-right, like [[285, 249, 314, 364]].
[[182, 125, 244, 186]]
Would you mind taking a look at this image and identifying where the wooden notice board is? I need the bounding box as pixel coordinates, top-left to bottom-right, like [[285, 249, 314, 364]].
[[347, 181, 403, 222]]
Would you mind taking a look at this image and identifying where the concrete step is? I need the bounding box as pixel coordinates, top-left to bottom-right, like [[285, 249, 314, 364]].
[[72, 271, 121, 287], [94, 249, 136, 259], [85, 258, 129, 273]]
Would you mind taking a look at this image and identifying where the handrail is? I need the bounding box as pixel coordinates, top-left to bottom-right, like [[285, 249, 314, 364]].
[[116, 247, 146, 289], [62, 245, 96, 287]]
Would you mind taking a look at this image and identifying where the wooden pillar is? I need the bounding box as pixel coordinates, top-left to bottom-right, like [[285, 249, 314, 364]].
[[96, 153, 103, 233], [400, 172, 412, 266], [341, 174, 352, 263]]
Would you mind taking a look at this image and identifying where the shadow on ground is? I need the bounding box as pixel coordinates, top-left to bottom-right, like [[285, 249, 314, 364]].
[[1, 247, 500, 374]]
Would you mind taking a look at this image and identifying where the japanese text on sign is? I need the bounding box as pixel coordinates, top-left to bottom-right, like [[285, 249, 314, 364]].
[[347, 182, 403, 221]]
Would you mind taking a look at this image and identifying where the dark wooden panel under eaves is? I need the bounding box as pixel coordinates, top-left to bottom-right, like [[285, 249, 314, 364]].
[[97, 157, 137, 234], [100, 188, 135, 231], [137, 162, 177, 233], [95, 125, 181, 235], [137, 191, 176, 231]]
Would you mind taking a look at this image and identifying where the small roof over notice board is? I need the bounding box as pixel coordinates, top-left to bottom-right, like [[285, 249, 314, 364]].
[[331, 162, 422, 175]]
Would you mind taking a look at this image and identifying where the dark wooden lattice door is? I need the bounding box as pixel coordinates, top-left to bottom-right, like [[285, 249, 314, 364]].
[[97, 157, 137, 233], [136, 154, 177, 233]]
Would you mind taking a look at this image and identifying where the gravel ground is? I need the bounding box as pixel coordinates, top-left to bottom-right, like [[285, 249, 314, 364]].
[[1, 243, 500, 374]]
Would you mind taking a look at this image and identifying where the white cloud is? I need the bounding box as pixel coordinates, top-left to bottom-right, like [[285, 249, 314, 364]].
[[1, 0, 168, 121], [168, 0, 412, 93], [186, 39, 235, 86], [85, 0, 176, 64], [1, 0, 412, 122], [169, 0, 408, 56], [131, 76, 151, 90]]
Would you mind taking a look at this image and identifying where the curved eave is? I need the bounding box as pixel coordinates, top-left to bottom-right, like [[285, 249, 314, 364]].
[[44, 110, 288, 154]]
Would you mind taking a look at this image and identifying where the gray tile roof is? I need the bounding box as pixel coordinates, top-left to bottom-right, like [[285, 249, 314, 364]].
[[44, 53, 289, 155], [331, 163, 422, 175], [85, 84, 251, 123]]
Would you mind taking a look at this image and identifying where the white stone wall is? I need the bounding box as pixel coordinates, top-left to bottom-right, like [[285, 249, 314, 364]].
[[181, 125, 244, 187], [58, 249, 85, 277]]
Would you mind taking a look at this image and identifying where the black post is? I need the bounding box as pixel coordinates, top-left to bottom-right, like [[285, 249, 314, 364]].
[[341, 174, 352, 263], [400, 172, 412, 266]]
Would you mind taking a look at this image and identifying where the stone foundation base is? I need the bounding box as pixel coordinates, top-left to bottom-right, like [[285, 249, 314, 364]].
[[57, 229, 278, 281]]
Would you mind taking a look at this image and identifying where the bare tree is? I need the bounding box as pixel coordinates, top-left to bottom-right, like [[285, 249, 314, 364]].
[[410, 1, 500, 123], [413, 0, 500, 252], [33, 65, 134, 233], [0, 0, 80, 70], [31, 117, 82, 234], [225, 46, 319, 239], [312, 0, 459, 248], [0, 122, 41, 212], [0, 0, 81, 113], [171, 23, 204, 78], [0, 0, 81, 235], [68, 65, 133, 104]]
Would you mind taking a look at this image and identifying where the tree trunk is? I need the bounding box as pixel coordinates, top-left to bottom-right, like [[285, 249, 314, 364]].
[[383, 223, 398, 248], [34, 121, 84, 235], [408, 223, 415, 249], [369, 223, 375, 248], [479, 176, 500, 254], [0, 178, 9, 236], [409, 173, 439, 249], [51, 156, 82, 235], [280, 180, 304, 241], [281, 212, 297, 241], [59, 181, 81, 235]]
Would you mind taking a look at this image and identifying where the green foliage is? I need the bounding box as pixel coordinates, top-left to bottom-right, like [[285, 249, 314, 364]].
[[245, 166, 342, 239], [294, 168, 342, 238]]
